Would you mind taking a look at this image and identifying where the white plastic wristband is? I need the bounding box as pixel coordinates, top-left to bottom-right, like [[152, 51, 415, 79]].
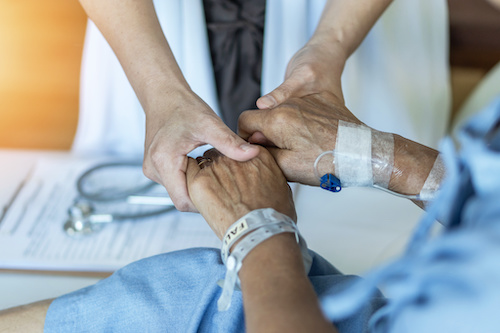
[[221, 209, 312, 274], [217, 209, 312, 311], [221, 208, 286, 265], [218, 222, 296, 311]]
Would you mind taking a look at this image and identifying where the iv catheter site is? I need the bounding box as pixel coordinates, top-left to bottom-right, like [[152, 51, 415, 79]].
[[240, 92, 445, 207], [313, 121, 444, 202]]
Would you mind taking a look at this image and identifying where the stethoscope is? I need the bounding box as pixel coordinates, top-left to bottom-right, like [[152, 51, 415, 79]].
[[63, 162, 176, 237]]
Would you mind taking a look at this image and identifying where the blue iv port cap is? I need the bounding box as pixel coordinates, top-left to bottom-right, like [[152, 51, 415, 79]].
[[320, 174, 342, 192]]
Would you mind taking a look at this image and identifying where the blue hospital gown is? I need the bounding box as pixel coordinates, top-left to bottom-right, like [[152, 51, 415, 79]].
[[45, 96, 500, 332], [44, 249, 384, 332]]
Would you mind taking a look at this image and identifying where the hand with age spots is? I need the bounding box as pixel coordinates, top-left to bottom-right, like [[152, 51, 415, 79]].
[[239, 92, 363, 186], [186, 147, 296, 239]]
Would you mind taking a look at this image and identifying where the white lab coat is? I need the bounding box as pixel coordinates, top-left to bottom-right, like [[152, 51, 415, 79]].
[[73, 0, 450, 155]]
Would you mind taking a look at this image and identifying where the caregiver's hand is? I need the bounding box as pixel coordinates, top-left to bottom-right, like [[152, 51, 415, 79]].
[[256, 40, 346, 110], [143, 90, 260, 212], [79, 0, 260, 213], [256, 0, 393, 110], [185, 146, 295, 239], [239, 92, 363, 186]]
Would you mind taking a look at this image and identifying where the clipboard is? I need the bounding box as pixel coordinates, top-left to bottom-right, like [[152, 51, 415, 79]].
[[0, 157, 221, 275]]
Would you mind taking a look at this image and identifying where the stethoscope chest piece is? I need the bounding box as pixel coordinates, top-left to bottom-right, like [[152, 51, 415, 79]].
[[64, 201, 103, 237], [63, 162, 176, 237]]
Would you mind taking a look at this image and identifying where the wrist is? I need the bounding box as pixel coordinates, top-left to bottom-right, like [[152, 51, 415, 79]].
[[308, 32, 348, 65], [217, 208, 312, 311], [221, 208, 297, 262], [292, 34, 346, 100], [142, 79, 192, 116], [305, 36, 347, 81], [239, 233, 304, 281], [239, 234, 334, 333]]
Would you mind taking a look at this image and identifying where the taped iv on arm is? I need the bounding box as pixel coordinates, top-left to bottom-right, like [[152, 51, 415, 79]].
[[315, 121, 444, 201]]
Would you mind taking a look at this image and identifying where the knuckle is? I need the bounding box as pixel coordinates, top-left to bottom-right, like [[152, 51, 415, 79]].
[[175, 200, 192, 212], [203, 148, 221, 160], [269, 109, 290, 128], [275, 84, 293, 100], [298, 64, 317, 83], [279, 151, 294, 169], [237, 111, 250, 129], [148, 148, 164, 168]]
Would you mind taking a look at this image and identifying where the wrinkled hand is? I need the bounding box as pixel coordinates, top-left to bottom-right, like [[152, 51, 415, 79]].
[[186, 147, 296, 240], [143, 90, 260, 212], [239, 92, 363, 186], [256, 40, 346, 110]]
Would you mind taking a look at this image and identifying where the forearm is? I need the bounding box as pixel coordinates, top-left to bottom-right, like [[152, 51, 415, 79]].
[[390, 135, 440, 196], [0, 299, 52, 332], [311, 0, 393, 64], [240, 234, 337, 333], [78, 0, 190, 113], [388, 135, 442, 209]]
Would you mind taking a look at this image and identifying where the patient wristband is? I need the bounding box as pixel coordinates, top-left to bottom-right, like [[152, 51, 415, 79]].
[[217, 208, 312, 312], [221, 208, 286, 264], [218, 222, 296, 311], [314, 120, 444, 201]]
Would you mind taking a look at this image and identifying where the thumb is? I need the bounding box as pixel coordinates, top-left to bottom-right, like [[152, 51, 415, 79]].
[[256, 77, 301, 109], [206, 124, 260, 162]]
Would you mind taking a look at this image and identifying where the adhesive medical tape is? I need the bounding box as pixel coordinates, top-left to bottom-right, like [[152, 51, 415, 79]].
[[371, 131, 394, 189], [419, 155, 445, 201], [319, 121, 444, 201], [335, 121, 373, 186]]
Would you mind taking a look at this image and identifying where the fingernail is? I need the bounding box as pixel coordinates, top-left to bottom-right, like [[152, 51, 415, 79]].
[[259, 95, 276, 109], [240, 143, 256, 152]]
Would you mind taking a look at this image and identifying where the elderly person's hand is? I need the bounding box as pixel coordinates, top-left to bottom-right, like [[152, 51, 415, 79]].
[[239, 92, 363, 186], [186, 146, 296, 239], [239, 92, 441, 202]]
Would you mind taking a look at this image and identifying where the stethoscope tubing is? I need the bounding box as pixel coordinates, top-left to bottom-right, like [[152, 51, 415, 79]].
[[65, 162, 177, 236]]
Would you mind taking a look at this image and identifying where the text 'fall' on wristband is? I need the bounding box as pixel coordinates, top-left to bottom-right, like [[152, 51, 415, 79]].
[[217, 208, 312, 311]]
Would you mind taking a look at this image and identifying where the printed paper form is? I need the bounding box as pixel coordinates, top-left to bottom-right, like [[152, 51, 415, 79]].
[[0, 157, 221, 272]]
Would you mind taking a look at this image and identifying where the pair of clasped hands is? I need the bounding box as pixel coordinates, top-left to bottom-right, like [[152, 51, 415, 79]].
[[144, 42, 436, 237], [144, 43, 363, 236], [185, 90, 357, 238]]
